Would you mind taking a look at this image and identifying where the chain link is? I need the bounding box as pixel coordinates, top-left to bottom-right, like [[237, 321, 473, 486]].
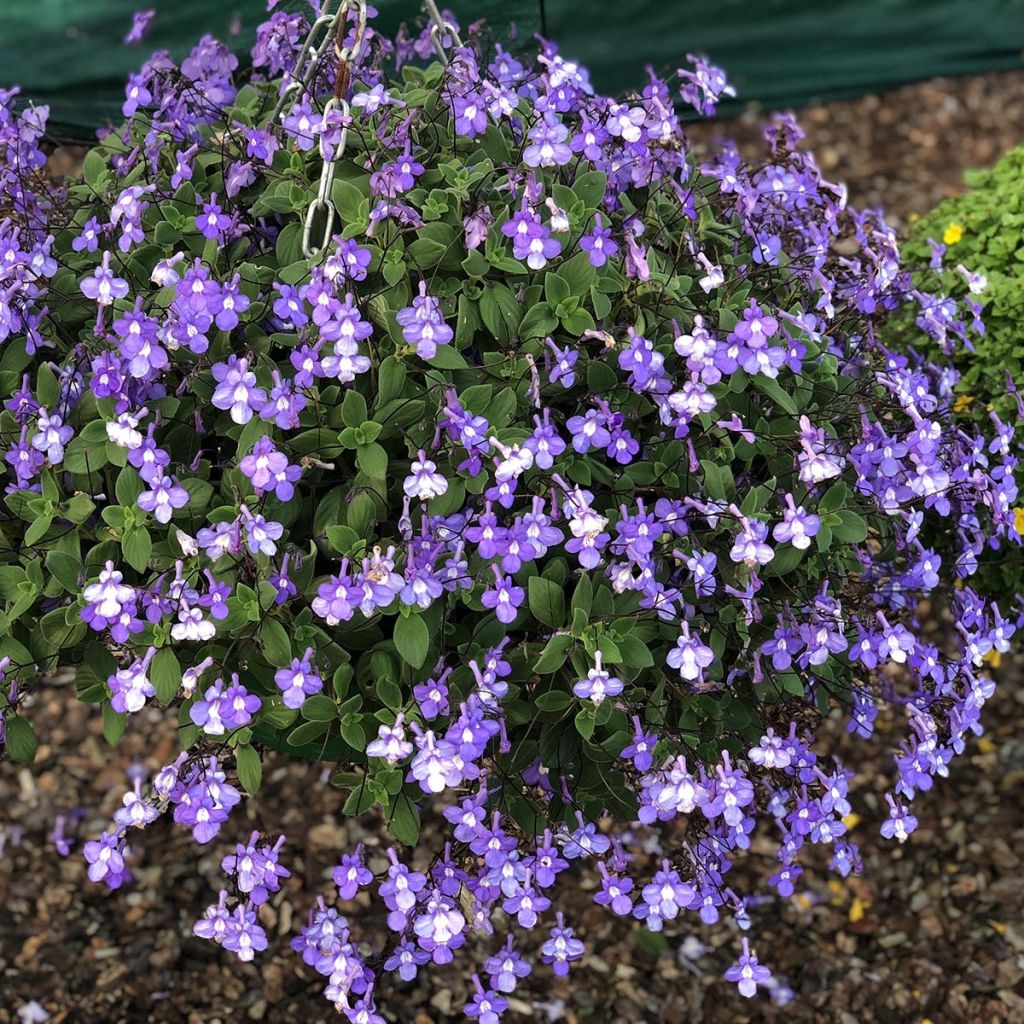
[[422, 0, 462, 65], [270, 0, 366, 259]]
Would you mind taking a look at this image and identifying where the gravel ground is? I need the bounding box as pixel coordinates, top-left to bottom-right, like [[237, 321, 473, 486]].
[[5, 69, 1024, 1024]]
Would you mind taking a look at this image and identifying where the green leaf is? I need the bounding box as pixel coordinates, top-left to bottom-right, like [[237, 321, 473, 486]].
[[24, 512, 54, 546], [300, 694, 340, 722], [393, 612, 430, 668], [260, 618, 292, 668], [833, 509, 868, 543], [572, 170, 607, 208], [752, 374, 799, 415], [82, 148, 108, 188], [3, 715, 38, 762], [575, 707, 596, 739], [570, 574, 593, 616], [376, 677, 404, 710], [331, 178, 369, 231], [151, 647, 182, 703], [535, 690, 573, 712], [103, 702, 127, 746], [236, 744, 263, 795], [388, 793, 421, 846], [342, 388, 368, 427], [356, 441, 388, 479], [544, 272, 571, 305], [275, 221, 305, 266], [529, 576, 565, 628], [115, 467, 144, 507], [533, 633, 572, 673], [122, 526, 152, 573], [479, 284, 523, 340]]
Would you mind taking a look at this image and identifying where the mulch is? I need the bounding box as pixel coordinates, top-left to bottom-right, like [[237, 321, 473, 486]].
[[4, 69, 1024, 1024]]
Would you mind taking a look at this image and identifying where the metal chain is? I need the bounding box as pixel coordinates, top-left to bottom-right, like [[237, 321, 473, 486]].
[[422, 0, 463, 65], [269, 0, 367, 259]]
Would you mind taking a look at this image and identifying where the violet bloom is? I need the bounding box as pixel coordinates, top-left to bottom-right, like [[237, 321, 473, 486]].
[[273, 648, 323, 710], [124, 9, 156, 45], [222, 904, 268, 962], [481, 566, 524, 624], [463, 206, 492, 250], [108, 648, 157, 714], [239, 436, 301, 501], [523, 114, 573, 167], [579, 215, 618, 268], [772, 493, 821, 550], [190, 674, 261, 735], [483, 937, 531, 993], [333, 844, 373, 900], [82, 560, 135, 630], [666, 622, 714, 682], [137, 474, 189, 524], [83, 830, 131, 889], [501, 206, 561, 270], [464, 975, 509, 1024], [594, 862, 634, 916], [395, 281, 454, 359], [243, 513, 283, 557], [30, 409, 73, 464], [385, 940, 431, 982], [196, 193, 232, 241], [367, 714, 414, 764], [413, 888, 466, 964], [72, 217, 102, 253], [80, 251, 129, 307], [212, 355, 266, 424], [572, 651, 624, 706], [724, 939, 772, 998], [404, 449, 448, 501], [540, 912, 585, 976]]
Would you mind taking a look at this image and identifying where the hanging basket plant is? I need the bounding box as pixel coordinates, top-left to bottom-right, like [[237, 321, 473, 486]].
[[0, 0, 1017, 1016]]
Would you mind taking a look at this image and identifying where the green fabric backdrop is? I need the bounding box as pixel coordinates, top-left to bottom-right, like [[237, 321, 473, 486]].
[[2, 0, 1024, 134]]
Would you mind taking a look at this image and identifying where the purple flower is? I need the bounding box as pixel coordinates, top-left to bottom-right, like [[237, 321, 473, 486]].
[[190, 675, 261, 735], [579, 215, 618, 267], [404, 449, 448, 501], [274, 649, 323, 710], [572, 651, 624, 705], [540, 912, 584, 977], [666, 623, 714, 683], [196, 193, 232, 241], [243, 513, 284, 557], [124, 9, 156, 45], [773, 493, 821, 550], [396, 282, 454, 359], [240, 436, 301, 501], [83, 830, 131, 889], [211, 355, 266, 424], [501, 206, 561, 270], [724, 939, 772, 998], [80, 251, 129, 306], [480, 567, 524, 625], [523, 115, 573, 167], [137, 474, 189, 524], [334, 844, 373, 900]]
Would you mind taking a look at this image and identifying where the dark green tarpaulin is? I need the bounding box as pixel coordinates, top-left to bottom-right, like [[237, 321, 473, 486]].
[[3, 0, 1024, 135]]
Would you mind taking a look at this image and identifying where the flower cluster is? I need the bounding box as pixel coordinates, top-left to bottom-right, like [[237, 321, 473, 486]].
[[0, 3, 1018, 1017]]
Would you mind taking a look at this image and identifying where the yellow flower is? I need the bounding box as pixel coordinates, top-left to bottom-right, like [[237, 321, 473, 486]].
[[943, 222, 964, 245], [1014, 507, 1024, 536], [953, 394, 974, 413], [849, 897, 868, 923]]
